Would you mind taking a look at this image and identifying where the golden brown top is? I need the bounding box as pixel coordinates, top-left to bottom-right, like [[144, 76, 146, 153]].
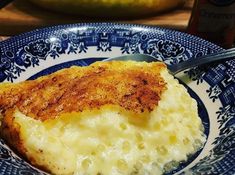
[[0, 61, 167, 121]]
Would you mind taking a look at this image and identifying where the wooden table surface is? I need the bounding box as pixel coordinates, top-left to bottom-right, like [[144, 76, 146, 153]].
[[0, 0, 194, 38]]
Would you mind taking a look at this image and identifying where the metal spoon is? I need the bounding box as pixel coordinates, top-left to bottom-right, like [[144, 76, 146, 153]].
[[105, 47, 235, 75]]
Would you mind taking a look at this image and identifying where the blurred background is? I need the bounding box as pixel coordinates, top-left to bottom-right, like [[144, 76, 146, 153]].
[[0, 0, 234, 48], [0, 0, 193, 36]]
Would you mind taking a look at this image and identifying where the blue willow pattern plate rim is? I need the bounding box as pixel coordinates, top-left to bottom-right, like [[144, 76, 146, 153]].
[[0, 23, 234, 175]]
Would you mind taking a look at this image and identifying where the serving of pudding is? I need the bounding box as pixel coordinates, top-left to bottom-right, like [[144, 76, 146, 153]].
[[0, 61, 206, 175]]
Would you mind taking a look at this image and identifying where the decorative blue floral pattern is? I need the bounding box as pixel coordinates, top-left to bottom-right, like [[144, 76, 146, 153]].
[[0, 23, 234, 175], [157, 40, 185, 58], [1, 30, 186, 82], [189, 104, 235, 175], [206, 85, 222, 102], [25, 39, 51, 58]]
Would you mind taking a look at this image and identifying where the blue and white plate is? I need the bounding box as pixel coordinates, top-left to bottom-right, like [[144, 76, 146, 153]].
[[0, 23, 234, 175]]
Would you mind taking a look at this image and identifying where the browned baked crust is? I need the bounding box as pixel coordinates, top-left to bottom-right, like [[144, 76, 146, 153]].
[[0, 61, 167, 121]]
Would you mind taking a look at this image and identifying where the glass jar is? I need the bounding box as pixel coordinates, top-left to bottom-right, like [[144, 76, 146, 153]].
[[187, 0, 235, 48]]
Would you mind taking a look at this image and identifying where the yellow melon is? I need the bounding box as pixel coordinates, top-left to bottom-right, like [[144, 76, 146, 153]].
[[28, 0, 186, 18]]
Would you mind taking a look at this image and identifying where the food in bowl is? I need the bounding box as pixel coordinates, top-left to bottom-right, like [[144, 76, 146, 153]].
[[0, 61, 206, 175], [28, 0, 186, 18]]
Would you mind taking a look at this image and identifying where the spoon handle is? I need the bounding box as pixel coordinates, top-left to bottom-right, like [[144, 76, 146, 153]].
[[169, 47, 235, 75]]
